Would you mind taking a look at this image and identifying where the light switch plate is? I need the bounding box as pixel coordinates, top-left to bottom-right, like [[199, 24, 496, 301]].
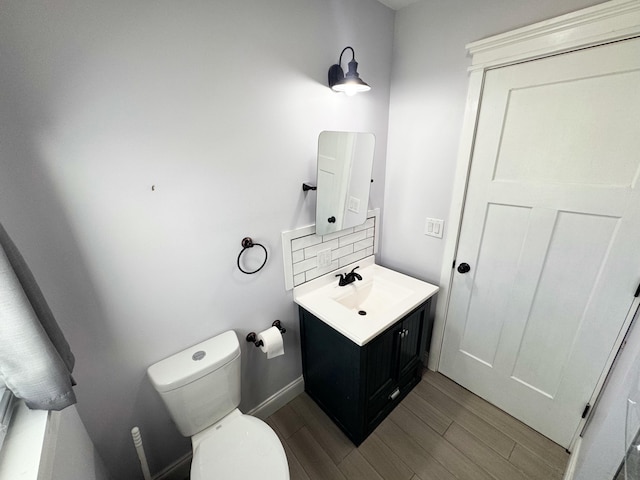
[[348, 196, 361, 214], [424, 218, 444, 239], [317, 248, 332, 268]]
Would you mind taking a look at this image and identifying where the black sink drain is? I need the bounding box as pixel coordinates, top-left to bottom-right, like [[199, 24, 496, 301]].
[[358, 310, 367, 316]]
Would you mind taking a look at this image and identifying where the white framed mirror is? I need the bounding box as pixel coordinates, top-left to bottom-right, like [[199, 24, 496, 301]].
[[315, 131, 375, 235]]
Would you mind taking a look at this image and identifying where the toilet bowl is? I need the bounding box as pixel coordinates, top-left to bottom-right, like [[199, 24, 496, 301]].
[[147, 330, 289, 480], [191, 409, 288, 480]]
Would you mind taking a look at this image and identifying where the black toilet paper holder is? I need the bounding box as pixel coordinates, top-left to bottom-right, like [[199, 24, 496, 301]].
[[246, 320, 286, 347]]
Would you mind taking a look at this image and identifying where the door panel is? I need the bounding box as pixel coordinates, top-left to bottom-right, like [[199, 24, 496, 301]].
[[494, 70, 640, 187], [509, 211, 620, 397], [441, 37, 640, 447], [458, 203, 531, 367]]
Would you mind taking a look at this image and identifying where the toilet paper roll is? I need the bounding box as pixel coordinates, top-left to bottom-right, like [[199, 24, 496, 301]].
[[257, 326, 285, 359]]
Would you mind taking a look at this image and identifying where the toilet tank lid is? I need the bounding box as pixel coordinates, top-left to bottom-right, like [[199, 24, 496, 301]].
[[147, 330, 240, 393]]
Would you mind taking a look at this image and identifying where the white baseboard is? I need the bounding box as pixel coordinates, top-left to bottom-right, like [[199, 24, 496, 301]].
[[246, 375, 305, 420], [153, 376, 305, 480], [563, 436, 582, 480]]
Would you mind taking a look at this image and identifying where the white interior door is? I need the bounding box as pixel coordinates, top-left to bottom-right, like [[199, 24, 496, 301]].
[[440, 37, 640, 447], [317, 153, 342, 228], [317, 134, 353, 232]]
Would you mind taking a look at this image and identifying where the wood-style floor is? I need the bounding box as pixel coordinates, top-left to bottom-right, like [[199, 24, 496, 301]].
[[266, 370, 569, 480]]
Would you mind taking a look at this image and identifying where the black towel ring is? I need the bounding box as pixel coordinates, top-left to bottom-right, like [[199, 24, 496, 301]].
[[237, 237, 268, 274]]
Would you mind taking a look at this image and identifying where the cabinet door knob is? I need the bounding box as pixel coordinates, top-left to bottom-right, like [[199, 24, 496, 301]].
[[389, 387, 400, 401]]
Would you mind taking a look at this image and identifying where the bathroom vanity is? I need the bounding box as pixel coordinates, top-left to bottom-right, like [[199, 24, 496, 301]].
[[293, 257, 438, 445]]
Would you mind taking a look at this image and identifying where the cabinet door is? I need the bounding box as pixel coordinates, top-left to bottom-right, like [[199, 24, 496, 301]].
[[299, 307, 361, 436], [365, 326, 397, 399], [364, 325, 398, 422], [397, 307, 424, 381]]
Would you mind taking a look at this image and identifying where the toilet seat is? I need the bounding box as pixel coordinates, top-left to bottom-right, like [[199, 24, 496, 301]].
[[191, 410, 289, 480]]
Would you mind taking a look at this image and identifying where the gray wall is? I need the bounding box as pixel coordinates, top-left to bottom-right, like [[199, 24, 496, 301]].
[[381, 0, 605, 283], [42, 406, 112, 480], [0, 0, 393, 478], [574, 308, 640, 480]]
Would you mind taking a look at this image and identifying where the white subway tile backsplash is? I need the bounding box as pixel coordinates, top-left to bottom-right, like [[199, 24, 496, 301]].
[[305, 269, 322, 282], [281, 209, 379, 290], [303, 238, 339, 259], [291, 234, 322, 251], [305, 260, 339, 282], [293, 273, 306, 286], [353, 237, 374, 252], [292, 249, 304, 263], [332, 244, 354, 260], [293, 256, 317, 275], [322, 227, 354, 243], [338, 230, 367, 248], [339, 249, 370, 268]]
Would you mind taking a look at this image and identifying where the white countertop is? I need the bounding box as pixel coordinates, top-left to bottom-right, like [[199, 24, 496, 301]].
[[293, 256, 439, 345]]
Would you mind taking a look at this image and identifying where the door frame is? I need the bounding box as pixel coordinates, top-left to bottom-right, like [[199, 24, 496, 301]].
[[430, 0, 640, 449]]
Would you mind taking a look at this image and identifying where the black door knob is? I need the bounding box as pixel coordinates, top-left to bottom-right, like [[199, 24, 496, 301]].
[[457, 262, 471, 274], [328, 216, 336, 223]]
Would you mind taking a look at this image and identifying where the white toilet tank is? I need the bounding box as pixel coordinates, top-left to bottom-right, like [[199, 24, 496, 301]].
[[147, 330, 241, 437]]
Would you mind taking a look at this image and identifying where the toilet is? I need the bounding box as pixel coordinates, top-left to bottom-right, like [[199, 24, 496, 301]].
[[147, 330, 289, 480]]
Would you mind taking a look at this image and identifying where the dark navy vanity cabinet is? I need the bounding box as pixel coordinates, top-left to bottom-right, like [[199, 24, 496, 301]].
[[299, 298, 431, 446]]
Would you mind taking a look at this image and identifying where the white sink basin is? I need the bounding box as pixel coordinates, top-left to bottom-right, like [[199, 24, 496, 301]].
[[293, 256, 439, 346], [332, 276, 413, 314]]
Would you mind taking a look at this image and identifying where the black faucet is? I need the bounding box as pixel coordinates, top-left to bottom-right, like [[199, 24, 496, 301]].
[[336, 266, 362, 286]]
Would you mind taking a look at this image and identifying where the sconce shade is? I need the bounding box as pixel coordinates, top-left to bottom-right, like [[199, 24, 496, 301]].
[[328, 47, 371, 96]]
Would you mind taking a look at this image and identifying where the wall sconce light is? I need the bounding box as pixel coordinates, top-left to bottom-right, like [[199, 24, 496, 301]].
[[328, 46, 371, 96]]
